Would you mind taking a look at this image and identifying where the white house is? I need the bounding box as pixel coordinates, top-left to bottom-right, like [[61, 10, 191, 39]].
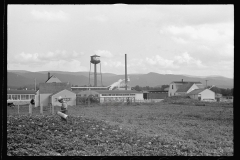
[[168, 80, 204, 97], [188, 88, 215, 101]]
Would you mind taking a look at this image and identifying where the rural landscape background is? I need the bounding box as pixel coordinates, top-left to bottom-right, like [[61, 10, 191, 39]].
[[8, 70, 233, 89]]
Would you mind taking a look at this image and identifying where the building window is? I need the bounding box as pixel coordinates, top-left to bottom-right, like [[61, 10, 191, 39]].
[[7, 95, 11, 100], [12, 95, 18, 100], [21, 95, 26, 100], [30, 95, 35, 99]]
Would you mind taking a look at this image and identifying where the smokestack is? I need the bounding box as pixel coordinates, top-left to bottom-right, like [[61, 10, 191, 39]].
[[48, 72, 50, 79], [125, 54, 127, 90]]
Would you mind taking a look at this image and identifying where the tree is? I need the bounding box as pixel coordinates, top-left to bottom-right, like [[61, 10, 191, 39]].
[[134, 85, 141, 91]]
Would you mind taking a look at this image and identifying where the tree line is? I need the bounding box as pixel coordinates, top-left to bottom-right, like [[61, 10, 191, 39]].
[[132, 85, 169, 91], [210, 87, 233, 96]]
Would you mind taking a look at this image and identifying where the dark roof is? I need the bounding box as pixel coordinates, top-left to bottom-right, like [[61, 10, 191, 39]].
[[50, 89, 76, 96], [7, 90, 36, 94], [82, 90, 142, 94], [171, 81, 202, 84], [188, 89, 206, 95], [176, 83, 195, 92], [39, 82, 71, 94]]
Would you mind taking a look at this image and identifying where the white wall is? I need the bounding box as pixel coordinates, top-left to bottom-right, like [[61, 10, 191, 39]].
[[40, 94, 52, 107], [51, 90, 76, 106], [200, 89, 215, 100], [135, 93, 144, 100]]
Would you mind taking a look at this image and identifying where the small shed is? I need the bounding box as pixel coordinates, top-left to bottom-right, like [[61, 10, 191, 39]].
[[50, 89, 76, 106], [188, 89, 215, 101]]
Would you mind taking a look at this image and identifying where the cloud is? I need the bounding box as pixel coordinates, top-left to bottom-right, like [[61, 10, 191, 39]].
[[31, 10, 68, 21], [8, 50, 85, 64], [87, 14, 108, 22], [95, 50, 113, 58], [173, 52, 206, 68], [146, 55, 178, 69]]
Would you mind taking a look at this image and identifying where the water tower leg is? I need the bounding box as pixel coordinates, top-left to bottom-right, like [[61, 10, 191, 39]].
[[94, 64, 97, 87]]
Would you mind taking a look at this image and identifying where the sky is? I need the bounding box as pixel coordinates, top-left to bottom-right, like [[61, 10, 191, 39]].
[[7, 4, 234, 78]]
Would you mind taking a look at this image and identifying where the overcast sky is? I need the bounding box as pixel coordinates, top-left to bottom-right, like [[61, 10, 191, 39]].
[[7, 4, 234, 78]]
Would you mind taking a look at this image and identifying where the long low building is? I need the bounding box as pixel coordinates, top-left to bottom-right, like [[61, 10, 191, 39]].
[[77, 90, 143, 104], [7, 90, 36, 105]]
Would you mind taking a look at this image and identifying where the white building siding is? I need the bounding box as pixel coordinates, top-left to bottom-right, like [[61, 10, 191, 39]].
[[135, 93, 144, 100], [51, 90, 76, 106], [199, 89, 215, 100], [39, 94, 52, 107], [168, 83, 178, 97]]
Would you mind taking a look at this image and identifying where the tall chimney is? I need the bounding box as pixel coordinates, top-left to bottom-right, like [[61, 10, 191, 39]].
[[125, 54, 127, 90], [48, 72, 50, 79]]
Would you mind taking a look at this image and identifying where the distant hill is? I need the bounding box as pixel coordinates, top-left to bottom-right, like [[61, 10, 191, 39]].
[[7, 70, 233, 89]]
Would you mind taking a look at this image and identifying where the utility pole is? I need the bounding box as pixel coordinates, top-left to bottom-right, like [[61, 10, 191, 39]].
[[34, 78, 36, 91], [125, 54, 127, 90], [205, 80, 208, 89]]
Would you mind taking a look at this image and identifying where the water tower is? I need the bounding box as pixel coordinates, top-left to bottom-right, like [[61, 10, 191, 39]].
[[89, 54, 103, 87]]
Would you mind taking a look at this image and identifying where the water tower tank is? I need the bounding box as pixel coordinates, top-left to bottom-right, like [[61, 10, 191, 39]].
[[90, 55, 100, 64]]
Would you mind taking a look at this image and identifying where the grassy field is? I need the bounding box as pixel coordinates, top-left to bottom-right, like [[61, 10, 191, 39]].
[[7, 99, 233, 156]]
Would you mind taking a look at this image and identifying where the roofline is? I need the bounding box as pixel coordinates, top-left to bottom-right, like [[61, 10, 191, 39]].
[[50, 89, 76, 96]]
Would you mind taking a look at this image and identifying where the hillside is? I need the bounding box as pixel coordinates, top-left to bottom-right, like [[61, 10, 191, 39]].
[[7, 70, 233, 89]]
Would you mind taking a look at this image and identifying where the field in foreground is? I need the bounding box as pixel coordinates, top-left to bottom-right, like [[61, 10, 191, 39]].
[[7, 100, 233, 156]]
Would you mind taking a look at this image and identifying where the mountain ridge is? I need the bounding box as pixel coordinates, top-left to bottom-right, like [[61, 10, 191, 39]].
[[7, 70, 233, 89]]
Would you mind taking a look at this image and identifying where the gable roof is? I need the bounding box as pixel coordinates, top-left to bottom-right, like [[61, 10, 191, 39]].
[[7, 90, 36, 94], [188, 88, 206, 95], [50, 89, 76, 96], [45, 75, 61, 83], [176, 83, 195, 92], [39, 82, 71, 94]]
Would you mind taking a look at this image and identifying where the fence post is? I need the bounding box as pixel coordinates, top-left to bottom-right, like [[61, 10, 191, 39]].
[[29, 103, 32, 115], [51, 104, 54, 115], [40, 104, 43, 114]]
